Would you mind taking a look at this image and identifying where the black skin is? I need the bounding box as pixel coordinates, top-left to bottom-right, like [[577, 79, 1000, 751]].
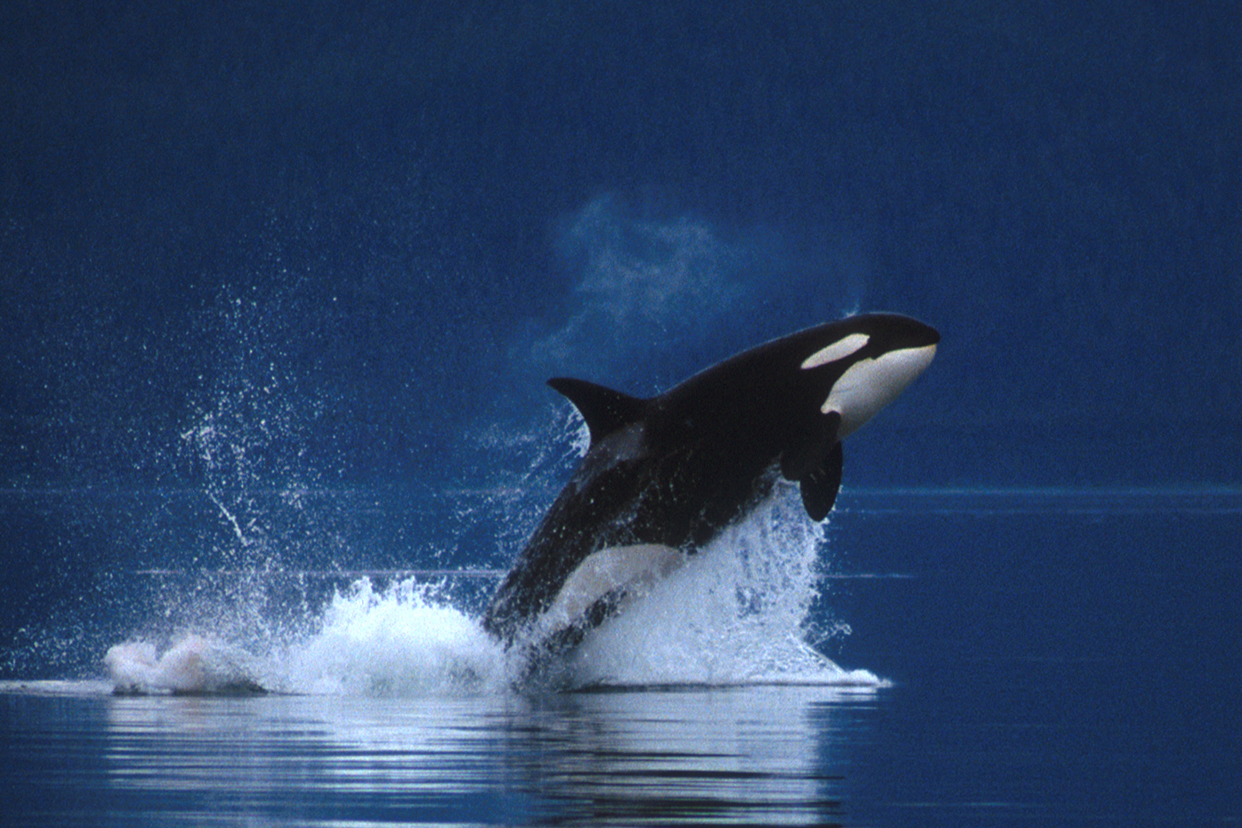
[[481, 314, 939, 655]]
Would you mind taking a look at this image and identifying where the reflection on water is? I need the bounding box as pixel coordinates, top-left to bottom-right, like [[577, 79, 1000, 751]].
[[84, 684, 876, 826]]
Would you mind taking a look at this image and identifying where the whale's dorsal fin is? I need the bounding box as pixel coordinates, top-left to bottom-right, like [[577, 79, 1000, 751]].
[[548, 377, 646, 445]]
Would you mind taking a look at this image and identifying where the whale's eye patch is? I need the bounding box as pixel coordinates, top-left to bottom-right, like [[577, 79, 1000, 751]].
[[800, 333, 870, 370]]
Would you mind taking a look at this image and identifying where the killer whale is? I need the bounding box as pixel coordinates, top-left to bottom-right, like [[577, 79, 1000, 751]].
[[482, 313, 939, 662]]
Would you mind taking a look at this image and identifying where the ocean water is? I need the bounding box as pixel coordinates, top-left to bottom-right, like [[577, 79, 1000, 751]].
[[2, 488, 1238, 826]]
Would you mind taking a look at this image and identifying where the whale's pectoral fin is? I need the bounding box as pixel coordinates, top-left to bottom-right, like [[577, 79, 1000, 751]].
[[779, 411, 843, 522], [548, 378, 647, 445], [800, 440, 843, 521]]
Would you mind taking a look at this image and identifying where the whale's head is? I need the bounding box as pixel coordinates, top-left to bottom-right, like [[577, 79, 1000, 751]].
[[798, 313, 939, 438]]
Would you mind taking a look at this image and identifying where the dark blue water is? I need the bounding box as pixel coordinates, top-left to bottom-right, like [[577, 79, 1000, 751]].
[[3, 490, 1238, 826]]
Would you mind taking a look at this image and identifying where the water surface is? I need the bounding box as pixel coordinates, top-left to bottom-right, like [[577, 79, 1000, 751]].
[[2, 490, 1239, 826]]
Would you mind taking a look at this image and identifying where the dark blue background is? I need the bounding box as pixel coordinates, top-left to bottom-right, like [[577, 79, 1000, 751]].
[[4, 1, 1238, 494]]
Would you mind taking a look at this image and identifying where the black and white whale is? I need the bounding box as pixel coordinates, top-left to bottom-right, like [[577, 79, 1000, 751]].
[[482, 313, 939, 663]]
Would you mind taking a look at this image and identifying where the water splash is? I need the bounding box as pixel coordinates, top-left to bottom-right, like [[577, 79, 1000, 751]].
[[280, 577, 507, 696], [103, 486, 882, 696], [566, 488, 878, 688], [143, 285, 339, 660]]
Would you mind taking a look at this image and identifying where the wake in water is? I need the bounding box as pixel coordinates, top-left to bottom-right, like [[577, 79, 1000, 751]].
[[102, 486, 881, 696]]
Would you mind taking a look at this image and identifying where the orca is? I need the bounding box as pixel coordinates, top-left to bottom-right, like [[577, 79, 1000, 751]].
[[482, 313, 939, 665]]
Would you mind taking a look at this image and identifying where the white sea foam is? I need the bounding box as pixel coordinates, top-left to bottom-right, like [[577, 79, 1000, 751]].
[[104, 635, 265, 695], [280, 577, 508, 696]]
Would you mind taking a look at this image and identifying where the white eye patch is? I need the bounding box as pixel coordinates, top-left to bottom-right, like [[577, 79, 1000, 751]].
[[800, 333, 870, 370]]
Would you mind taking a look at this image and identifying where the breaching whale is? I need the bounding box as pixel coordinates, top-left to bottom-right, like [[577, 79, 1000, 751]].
[[482, 313, 939, 664]]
